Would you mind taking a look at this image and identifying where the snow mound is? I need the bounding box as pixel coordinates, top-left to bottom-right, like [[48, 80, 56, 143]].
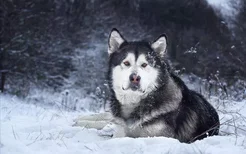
[[1, 94, 246, 154]]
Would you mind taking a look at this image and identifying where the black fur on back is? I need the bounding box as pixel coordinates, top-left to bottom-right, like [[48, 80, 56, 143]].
[[170, 73, 220, 142], [107, 40, 220, 143]]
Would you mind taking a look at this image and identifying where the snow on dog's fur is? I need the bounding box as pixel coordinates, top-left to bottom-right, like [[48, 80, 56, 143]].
[[74, 28, 220, 143]]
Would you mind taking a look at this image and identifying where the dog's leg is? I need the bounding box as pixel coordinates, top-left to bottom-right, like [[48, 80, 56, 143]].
[[74, 112, 127, 137], [73, 112, 113, 129], [73, 120, 110, 129], [75, 112, 113, 121]]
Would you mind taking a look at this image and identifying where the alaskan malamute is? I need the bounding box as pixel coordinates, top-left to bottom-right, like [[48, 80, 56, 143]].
[[106, 28, 219, 143], [74, 28, 220, 143]]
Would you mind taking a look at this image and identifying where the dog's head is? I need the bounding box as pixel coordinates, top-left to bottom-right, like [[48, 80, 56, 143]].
[[108, 28, 169, 98]]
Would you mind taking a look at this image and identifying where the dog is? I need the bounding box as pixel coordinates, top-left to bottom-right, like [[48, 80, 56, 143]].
[[74, 28, 220, 143]]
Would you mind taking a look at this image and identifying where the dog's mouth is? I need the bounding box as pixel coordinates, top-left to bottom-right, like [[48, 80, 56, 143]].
[[122, 85, 145, 93]]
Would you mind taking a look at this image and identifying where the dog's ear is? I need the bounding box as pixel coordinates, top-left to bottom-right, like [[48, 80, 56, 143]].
[[151, 34, 167, 58], [108, 28, 126, 55]]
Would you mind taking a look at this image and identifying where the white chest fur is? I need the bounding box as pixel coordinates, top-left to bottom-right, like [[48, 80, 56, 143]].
[[114, 90, 145, 118]]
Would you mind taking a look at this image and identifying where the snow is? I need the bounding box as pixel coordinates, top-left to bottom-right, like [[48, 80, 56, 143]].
[[1, 94, 246, 154], [207, 0, 229, 6], [207, 0, 240, 17]]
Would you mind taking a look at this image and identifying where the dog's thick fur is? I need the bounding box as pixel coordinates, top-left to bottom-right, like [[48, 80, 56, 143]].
[[107, 28, 220, 143]]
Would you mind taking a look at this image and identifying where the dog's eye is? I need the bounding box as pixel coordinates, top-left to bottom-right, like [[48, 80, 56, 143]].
[[123, 61, 130, 66], [141, 63, 148, 68]]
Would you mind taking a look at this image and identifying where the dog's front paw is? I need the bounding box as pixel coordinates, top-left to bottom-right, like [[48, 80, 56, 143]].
[[97, 122, 115, 137], [97, 122, 126, 138], [112, 124, 127, 138]]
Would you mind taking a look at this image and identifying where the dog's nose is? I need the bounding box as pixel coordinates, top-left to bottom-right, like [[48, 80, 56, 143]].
[[129, 73, 141, 84]]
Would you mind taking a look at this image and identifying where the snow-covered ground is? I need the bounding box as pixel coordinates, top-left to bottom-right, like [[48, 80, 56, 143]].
[[1, 93, 246, 154], [207, 0, 233, 11], [207, 0, 240, 20]]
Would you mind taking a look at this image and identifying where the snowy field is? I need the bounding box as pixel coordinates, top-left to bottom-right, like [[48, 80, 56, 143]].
[[1, 93, 246, 154], [1, 0, 246, 153]]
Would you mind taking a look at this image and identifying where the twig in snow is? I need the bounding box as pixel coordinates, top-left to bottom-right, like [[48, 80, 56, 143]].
[[12, 126, 17, 140]]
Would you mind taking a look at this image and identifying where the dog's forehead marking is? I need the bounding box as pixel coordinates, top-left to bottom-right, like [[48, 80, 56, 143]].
[[124, 53, 135, 63], [123, 53, 148, 65], [136, 54, 147, 64]]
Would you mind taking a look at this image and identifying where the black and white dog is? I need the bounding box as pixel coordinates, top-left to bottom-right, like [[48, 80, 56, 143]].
[[75, 28, 220, 143]]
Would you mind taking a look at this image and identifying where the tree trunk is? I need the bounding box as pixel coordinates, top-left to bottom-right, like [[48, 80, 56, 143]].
[[1, 71, 6, 92]]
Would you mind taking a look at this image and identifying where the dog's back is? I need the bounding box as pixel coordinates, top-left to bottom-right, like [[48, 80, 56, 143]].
[[170, 74, 220, 142]]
